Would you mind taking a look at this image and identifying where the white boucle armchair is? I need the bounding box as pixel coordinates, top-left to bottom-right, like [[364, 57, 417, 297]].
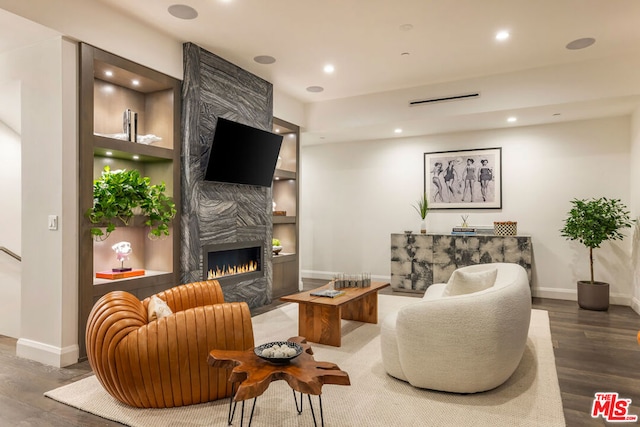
[[381, 262, 531, 393]]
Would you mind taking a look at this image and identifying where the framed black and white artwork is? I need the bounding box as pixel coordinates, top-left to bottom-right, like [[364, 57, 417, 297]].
[[423, 147, 502, 209]]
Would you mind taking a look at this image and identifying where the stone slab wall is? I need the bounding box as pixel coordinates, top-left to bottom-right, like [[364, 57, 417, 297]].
[[181, 43, 274, 307]]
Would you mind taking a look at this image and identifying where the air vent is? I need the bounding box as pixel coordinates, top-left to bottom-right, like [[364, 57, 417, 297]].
[[409, 92, 480, 106]]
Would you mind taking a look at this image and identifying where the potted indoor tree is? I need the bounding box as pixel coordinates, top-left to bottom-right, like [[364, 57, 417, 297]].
[[413, 192, 429, 234], [560, 197, 633, 311], [87, 166, 176, 241]]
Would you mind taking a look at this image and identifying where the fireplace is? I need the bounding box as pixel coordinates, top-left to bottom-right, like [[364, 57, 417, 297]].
[[203, 240, 264, 284]]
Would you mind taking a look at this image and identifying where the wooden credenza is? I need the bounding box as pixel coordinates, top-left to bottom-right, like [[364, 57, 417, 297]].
[[390, 233, 532, 293]]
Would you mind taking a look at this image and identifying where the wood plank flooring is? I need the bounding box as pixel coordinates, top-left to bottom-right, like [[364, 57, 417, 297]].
[[1, 282, 638, 426]]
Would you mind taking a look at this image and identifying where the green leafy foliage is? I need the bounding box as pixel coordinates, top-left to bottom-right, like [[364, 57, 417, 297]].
[[272, 238, 281, 247], [87, 166, 176, 240], [413, 192, 429, 219], [560, 197, 633, 283]]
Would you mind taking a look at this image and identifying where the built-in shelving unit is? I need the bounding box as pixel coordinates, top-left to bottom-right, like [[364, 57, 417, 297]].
[[272, 118, 300, 298], [78, 44, 181, 358]]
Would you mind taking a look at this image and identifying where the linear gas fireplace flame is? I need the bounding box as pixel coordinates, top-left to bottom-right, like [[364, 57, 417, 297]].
[[207, 260, 259, 280], [203, 240, 264, 285]]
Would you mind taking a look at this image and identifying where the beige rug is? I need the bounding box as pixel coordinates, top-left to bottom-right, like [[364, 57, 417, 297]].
[[45, 295, 565, 426]]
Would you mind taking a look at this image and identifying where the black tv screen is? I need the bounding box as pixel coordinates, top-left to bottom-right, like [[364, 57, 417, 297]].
[[204, 118, 283, 187]]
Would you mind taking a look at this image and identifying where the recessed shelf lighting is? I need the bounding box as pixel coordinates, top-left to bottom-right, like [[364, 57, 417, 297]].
[[254, 55, 276, 65], [507, 117, 517, 123], [324, 64, 335, 74], [306, 86, 324, 93], [168, 4, 198, 20], [274, 128, 280, 133], [566, 37, 595, 50], [103, 86, 114, 93], [132, 155, 140, 160], [105, 151, 113, 156], [496, 30, 510, 41], [105, 70, 113, 77], [132, 80, 140, 86], [288, 134, 295, 138], [394, 128, 403, 134], [274, 177, 280, 180]]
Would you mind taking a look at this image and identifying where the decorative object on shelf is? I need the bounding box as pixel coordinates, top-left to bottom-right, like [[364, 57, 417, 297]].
[[331, 272, 372, 289], [412, 192, 429, 234], [423, 147, 502, 209], [123, 109, 138, 142], [461, 214, 469, 228], [87, 166, 176, 241], [451, 227, 477, 236], [254, 341, 303, 365], [494, 221, 517, 236], [94, 132, 162, 145], [111, 241, 132, 272], [560, 197, 633, 311], [272, 238, 283, 255], [273, 211, 287, 216], [95, 269, 145, 280]]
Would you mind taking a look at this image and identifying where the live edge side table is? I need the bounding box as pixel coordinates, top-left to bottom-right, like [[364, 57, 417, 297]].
[[208, 336, 350, 427]]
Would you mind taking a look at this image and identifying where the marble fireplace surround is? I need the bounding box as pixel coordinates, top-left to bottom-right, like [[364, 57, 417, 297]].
[[180, 43, 274, 308]]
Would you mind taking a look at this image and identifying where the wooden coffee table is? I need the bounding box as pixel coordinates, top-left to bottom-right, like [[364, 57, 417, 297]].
[[208, 336, 350, 426], [280, 281, 390, 347]]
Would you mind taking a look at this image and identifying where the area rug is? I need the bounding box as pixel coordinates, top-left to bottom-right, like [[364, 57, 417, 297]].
[[45, 295, 565, 426]]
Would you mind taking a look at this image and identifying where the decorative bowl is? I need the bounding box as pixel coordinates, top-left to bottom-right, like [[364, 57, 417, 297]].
[[272, 245, 283, 255], [254, 341, 303, 364]]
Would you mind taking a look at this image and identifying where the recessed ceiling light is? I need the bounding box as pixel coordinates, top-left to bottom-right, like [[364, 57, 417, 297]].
[[254, 55, 276, 65], [394, 128, 403, 134], [553, 113, 561, 116], [566, 37, 596, 50], [274, 128, 280, 133], [105, 70, 113, 77], [274, 177, 280, 181], [495, 30, 510, 41], [105, 151, 112, 156], [168, 4, 198, 20], [401, 52, 410, 57], [132, 155, 140, 160], [323, 64, 335, 74], [306, 86, 324, 93], [132, 80, 140, 86], [507, 117, 517, 123], [399, 24, 414, 31]]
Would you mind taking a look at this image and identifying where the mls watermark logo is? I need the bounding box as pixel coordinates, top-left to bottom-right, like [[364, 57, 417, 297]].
[[591, 392, 638, 422]]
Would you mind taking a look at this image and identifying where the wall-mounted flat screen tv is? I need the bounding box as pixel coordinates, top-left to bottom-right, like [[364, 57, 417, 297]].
[[204, 117, 283, 187]]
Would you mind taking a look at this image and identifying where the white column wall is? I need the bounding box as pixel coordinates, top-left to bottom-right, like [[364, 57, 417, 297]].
[[301, 116, 633, 304], [0, 36, 78, 367], [630, 107, 640, 313], [0, 84, 21, 338]]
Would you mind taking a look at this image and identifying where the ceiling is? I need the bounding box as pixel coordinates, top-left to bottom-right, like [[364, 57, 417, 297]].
[[2, 1, 640, 144]]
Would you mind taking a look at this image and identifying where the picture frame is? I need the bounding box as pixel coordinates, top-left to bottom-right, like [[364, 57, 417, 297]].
[[424, 147, 502, 209]]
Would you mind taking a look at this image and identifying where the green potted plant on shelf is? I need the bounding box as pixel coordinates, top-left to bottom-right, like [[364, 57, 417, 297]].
[[413, 192, 429, 234], [560, 197, 633, 311], [87, 166, 176, 241], [272, 238, 283, 255]]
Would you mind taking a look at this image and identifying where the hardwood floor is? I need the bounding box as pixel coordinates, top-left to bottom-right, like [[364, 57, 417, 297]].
[[1, 283, 638, 426]]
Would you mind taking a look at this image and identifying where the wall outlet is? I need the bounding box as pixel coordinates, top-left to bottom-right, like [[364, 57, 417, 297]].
[[48, 215, 58, 231]]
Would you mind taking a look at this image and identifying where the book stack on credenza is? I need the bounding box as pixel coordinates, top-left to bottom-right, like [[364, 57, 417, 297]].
[[451, 227, 477, 235]]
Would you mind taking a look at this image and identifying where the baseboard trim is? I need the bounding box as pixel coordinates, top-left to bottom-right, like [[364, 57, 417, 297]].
[[631, 296, 640, 315], [16, 338, 79, 368]]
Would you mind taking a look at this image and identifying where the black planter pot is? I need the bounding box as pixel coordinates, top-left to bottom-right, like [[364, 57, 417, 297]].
[[577, 280, 609, 311]]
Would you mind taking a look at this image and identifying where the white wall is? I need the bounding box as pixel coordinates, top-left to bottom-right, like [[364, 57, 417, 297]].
[[0, 83, 21, 338], [630, 107, 640, 313], [0, 37, 78, 366], [301, 116, 633, 303]]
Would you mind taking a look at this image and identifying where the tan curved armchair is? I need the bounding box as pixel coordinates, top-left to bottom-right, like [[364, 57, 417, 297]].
[[86, 280, 254, 408]]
